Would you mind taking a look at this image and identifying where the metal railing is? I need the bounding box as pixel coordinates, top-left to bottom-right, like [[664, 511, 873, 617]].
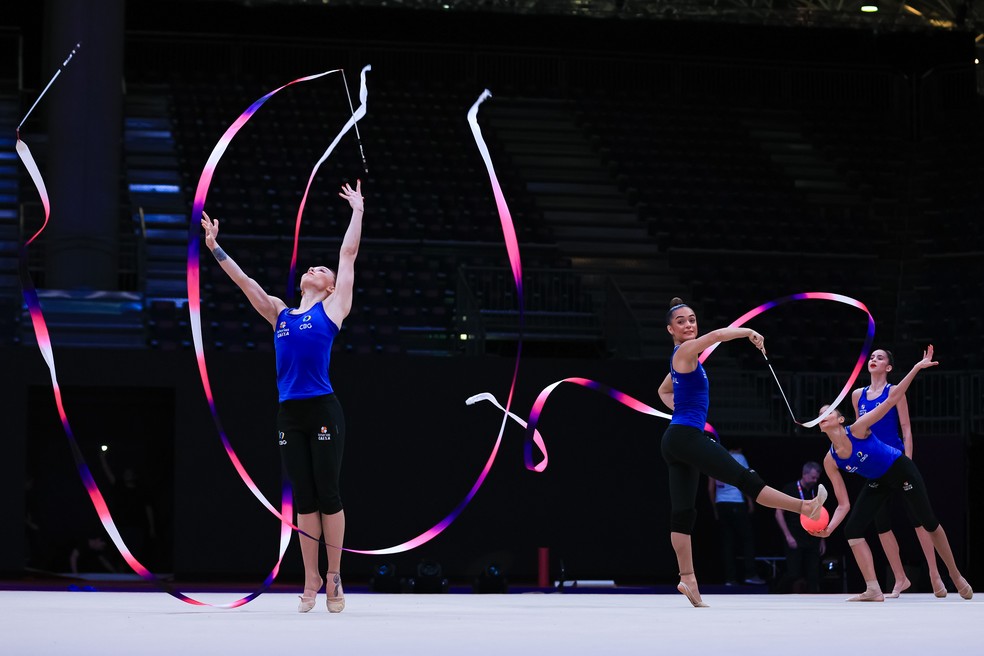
[[602, 275, 642, 359], [704, 368, 983, 438], [455, 266, 603, 348]]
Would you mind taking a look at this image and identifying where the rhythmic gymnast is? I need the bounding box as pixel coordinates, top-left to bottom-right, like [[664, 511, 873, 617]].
[[812, 345, 973, 601], [852, 348, 945, 597], [201, 180, 364, 613], [658, 298, 827, 607]]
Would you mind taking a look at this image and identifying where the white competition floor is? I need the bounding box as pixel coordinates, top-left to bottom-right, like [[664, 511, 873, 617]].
[[1, 590, 978, 655]]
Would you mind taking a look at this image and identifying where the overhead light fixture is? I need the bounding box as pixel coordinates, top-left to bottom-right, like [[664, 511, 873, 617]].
[[860, 4, 879, 12]]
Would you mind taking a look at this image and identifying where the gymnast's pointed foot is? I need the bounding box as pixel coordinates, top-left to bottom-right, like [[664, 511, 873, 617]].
[[298, 576, 323, 613], [677, 572, 708, 608], [955, 576, 973, 600], [806, 484, 828, 521], [887, 576, 911, 598]]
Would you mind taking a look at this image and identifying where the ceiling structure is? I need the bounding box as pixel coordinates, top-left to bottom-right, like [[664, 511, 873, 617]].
[[229, 0, 983, 35]]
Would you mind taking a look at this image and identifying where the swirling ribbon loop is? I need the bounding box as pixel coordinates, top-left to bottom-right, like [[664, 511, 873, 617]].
[[16, 57, 293, 608], [188, 67, 368, 534], [323, 89, 529, 556], [189, 73, 509, 558], [334, 91, 527, 555]]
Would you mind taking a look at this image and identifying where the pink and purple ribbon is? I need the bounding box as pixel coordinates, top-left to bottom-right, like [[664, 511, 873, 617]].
[[311, 90, 529, 556], [463, 99, 876, 471], [16, 48, 291, 607]]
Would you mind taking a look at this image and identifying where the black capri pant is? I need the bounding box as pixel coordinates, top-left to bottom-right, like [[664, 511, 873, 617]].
[[843, 456, 938, 541], [873, 488, 922, 534], [661, 424, 766, 534], [277, 393, 346, 515]]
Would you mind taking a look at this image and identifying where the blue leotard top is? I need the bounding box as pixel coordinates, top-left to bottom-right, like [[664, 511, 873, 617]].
[[857, 384, 904, 452], [669, 345, 709, 430], [274, 302, 338, 402], [829, 425, 901, 479]]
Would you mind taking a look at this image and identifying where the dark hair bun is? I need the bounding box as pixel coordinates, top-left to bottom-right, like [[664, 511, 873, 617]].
[[670, 297, 684, 306]]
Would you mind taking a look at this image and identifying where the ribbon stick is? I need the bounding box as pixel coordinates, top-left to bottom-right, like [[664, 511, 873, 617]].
[[17, 43, 80, 133], [707, 292, 876, 428], [341, 68, 369, 174], [16, 50, 292, 607], [287, 65, 371, 299]]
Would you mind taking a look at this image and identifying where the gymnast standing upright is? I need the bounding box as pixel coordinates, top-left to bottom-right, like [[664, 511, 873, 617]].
[[658, 297, 828, 607], [201, 180, 364, 613]]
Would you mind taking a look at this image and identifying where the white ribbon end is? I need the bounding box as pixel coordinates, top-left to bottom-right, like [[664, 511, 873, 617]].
[[465, 392, 494, 405]]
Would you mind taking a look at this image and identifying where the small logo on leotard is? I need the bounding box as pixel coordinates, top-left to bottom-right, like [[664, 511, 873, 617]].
[[903, 481, 914, 491], [318, 426, 331, 441], [278, 431, 287, 446]]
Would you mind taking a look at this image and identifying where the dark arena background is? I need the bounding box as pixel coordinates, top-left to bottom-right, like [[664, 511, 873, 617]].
[[2, 0, 983, 612]]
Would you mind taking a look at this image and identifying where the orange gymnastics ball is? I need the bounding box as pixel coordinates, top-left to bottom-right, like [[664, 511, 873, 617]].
[[800, 506, 830, 532]]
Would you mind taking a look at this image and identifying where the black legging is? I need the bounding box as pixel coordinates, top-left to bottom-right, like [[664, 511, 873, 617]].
[[277, 393, 346, 515], [873, 490, 922, 534], [843, 456, 938, 541], [661, 424, 766, 534]]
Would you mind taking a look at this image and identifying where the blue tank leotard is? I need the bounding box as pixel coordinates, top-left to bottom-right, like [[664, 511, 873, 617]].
[[669, 345, 709, 429], [857, 384, 904, 452], [829, 425, 901, 479], [274, 302, 338, 402]]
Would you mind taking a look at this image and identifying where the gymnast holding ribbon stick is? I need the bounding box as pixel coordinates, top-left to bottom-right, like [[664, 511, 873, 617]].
[[851, 348, 945, 597], [201, 180, 363, 614], [813, 345, 973, 602], [658, 298, 828, 608]]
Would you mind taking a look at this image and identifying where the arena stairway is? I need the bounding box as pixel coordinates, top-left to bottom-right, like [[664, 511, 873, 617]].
[[482, 97, 684, 358], [0, 95, 21, 344], [124, 86, 189, 305]]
